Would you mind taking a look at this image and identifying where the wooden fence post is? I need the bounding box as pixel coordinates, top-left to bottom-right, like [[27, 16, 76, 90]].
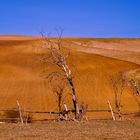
[[17, 100, 24, 125], [64, 103, 68, 111], [64, 103, 68, 120], [107, 100, 116, 121]]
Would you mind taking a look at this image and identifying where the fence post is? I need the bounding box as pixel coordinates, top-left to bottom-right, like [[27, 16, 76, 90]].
[[64, 103, 68, 120], [64, 103, 68, 111], [17, 100, 24, 125], [107, 100, 116, 120]]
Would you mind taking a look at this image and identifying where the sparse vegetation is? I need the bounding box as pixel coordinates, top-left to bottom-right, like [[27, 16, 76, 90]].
[[47, 72, 68, 114], [0, 121, 140, 139], [0, 36, 139, 121], [109, 72, 126, 119], [3, 109, 20, 123], [41, 30, 80, 119], [125, 69, 140, 108], [2, 109, 32, 123], [0, 36, 140, 139]]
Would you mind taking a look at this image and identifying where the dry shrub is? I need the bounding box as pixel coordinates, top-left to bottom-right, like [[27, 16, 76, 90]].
[[3, 109, 32, 123], [3, 109, 19, 123]]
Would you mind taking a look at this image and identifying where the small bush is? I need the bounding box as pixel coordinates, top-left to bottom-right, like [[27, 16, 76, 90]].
[[3, 109, 19, 123], [3, 109, 33, 123]]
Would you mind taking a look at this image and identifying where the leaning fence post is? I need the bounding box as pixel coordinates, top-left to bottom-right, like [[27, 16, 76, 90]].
[[64, 103, 68, 120], [64, 103, 68, 111], [107, 100, 116, 120], [17, 100, 24, 125]]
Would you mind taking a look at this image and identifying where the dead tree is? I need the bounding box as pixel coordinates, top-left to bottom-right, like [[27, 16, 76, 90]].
[[124, 69, 140, 108], [128, 79, 140, 107], [41, 30, 79, 119], [109, 72, 126, 119], [79, 102, 88, 121], [47, 72, 67, 115]]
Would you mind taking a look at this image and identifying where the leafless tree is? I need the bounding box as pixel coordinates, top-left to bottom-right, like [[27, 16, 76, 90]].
[[109, 72, 126, 119], [127, 78, 140, 107], [124, 69, 140, 108], [47, 72, 67, 114], [79, 102, 88, 121], [40, 30, 79, 119]]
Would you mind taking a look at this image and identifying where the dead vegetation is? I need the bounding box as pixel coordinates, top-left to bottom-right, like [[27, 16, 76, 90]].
[[125, 69, 140, 108], [40, 30, 89, 121], [109, 72, 126, 120], [2, 109, 32, 124]]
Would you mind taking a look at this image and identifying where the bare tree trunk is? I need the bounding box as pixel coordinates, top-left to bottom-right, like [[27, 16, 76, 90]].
[[67, 78, 79, 118], [61, 62, 79, 118], [58, 95, 62, 114], [114, 92, 122, 119]]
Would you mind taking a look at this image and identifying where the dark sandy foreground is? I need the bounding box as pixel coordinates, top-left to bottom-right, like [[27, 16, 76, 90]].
[[0, 120, 140, 140]]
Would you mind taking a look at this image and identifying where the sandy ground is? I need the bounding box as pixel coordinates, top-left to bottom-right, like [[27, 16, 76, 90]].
[[0, 37, 139, 120], [0, 35, 39, 40], [69, 38, 140, 65], [0, 120, 140, 140], [0, 36, 140, 139]]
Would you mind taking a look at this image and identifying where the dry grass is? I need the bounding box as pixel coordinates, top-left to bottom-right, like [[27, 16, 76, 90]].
[[0, 120, 140, 139]]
